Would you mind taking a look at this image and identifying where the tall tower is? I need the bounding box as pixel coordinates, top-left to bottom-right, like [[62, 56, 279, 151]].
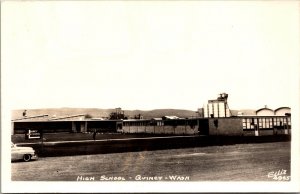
[[203, 93, 231, 118]]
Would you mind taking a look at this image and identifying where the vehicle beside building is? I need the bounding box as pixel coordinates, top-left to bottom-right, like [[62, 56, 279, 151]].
[[11, 142, 38, 162]]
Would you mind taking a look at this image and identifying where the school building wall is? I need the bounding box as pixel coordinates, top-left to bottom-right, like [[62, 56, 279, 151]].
[[121, 125, 198, 135], [208, 118, 243, 136]]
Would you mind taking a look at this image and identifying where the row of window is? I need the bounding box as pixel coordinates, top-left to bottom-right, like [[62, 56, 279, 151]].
[[122, 117, 291, 129], [242, 117, 291, 130], [122, 119, 198, 127]]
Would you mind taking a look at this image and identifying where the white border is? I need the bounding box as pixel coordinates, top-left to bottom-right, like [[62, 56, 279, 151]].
[[2, 0, 300, 193]]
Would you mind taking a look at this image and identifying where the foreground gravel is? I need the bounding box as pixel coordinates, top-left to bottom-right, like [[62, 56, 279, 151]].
[[11, 141, 290, 181]]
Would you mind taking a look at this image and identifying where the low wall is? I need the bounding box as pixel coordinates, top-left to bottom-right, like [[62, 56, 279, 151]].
[[243, 128, 290, 136]]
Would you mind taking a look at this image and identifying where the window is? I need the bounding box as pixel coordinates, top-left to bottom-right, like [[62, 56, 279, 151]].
[[258, 118, 263, 128], [242, 118, 255, 130], [269, 118, 273, 128], [242, 119, 247, 129], [265, 118, 269, 128]]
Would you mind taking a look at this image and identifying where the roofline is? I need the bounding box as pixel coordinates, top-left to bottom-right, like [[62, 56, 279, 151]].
[[256, 108, 274, 113], [274, 107, 291, 112], [12, 119, 120, 123], [11, 116, 291, 123], [50, 114, 87, 120], [11, 114, 49, 121], [208, 99, 225, 103]]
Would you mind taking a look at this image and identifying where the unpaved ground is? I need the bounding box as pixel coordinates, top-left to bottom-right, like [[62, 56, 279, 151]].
[[11, 142, 290, 181]]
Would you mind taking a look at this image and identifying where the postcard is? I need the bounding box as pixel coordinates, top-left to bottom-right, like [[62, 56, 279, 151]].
[[1, 0, 299, 193]]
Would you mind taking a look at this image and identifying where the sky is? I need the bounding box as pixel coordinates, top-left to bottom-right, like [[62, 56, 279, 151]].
[[2, 1, 299, 111]]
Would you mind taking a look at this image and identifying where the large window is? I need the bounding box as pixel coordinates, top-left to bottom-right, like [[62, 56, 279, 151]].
[[243, 117, 280, 130], [242, 118, 256, 130], [243, 116, 290, 130]]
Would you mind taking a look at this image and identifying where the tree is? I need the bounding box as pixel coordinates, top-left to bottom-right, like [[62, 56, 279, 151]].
[[109, 110, 127, 120], [85, 114, 93, 119]]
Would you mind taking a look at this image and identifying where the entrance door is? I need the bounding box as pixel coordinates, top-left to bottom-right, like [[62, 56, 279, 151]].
[[198, 119, 209, 135], [75, 122, 81, 132]]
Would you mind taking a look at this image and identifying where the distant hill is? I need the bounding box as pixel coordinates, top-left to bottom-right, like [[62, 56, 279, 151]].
[[11, 108, 199, 120], [125, 109, 200, 119], [230, 109, 256, 116], [11, 108, 256, 120]]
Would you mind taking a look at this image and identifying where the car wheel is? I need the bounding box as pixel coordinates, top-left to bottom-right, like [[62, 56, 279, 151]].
[[23, 154, 31, 162]]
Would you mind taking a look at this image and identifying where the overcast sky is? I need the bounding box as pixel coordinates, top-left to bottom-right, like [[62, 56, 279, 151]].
[[2, 1, 299, 111]]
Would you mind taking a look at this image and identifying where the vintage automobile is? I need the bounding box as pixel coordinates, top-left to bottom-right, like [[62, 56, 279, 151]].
[[11, 142, 38, 162]]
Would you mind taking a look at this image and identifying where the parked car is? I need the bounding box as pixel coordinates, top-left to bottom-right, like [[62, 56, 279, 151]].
[[11, 142, 38, 162]]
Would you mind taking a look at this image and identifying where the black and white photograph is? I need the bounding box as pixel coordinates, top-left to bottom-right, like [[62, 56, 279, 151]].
[[1, 0, 300, 193]]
